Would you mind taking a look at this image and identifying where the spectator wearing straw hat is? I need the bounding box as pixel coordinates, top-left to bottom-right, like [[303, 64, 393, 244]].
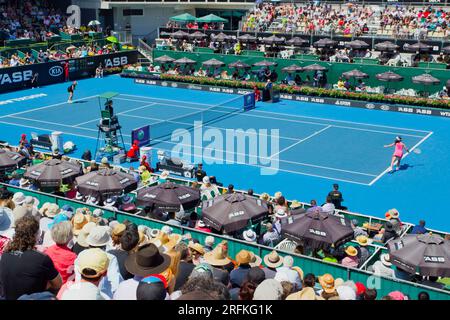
[[286, 273, 323, 300], [44, 221, 77, 284], [230, 250, 252, 289], [203, 245, 231, 286], [188, 242, 205, 266], [341, 246, 359, 268], [319, 274, 339, 300], [262, 250, 283, 279], [355, 235, 371, 267], [370, 253, 395, 278], [72, 222, 96, 255], [58, 248, 110, 300]]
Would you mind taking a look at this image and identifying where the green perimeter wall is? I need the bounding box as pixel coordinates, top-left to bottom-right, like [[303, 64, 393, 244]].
[[3, 183, 450, 300], [153, 49, 450, 94]]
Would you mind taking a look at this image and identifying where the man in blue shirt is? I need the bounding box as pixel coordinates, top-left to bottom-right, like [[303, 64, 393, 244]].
[[411, 220, 427, 234]]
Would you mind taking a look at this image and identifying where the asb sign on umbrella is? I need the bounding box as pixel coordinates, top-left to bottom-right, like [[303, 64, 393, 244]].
[[136, 182, 200, 211], [281, 210, 354, 249], [24, 159, 82, 187], [75, 169, 137, 200], [388, 233, 450, 277], [201, 193, 268, 233]]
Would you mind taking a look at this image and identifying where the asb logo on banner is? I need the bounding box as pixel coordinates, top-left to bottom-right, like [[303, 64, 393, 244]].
[[0, 70, 33, 85], [49, 66, 63, 77], [104, 56, 128, 68]]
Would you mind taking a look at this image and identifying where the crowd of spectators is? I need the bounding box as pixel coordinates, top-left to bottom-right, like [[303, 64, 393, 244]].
[[0, 139, 448, 300], [0, 184, 442, 300], [166, 20, 224, 31], [242, 2, 449, 39], [0, 0, 66, 42]]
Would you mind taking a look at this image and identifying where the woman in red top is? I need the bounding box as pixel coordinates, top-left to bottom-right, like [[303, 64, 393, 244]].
[[44, 221, 77, 284], [126, 140, 139, 160], [253, 85, 261, 101], [140, 155, 153, 173]]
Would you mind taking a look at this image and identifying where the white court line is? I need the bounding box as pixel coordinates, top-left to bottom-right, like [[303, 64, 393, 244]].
[[270, 125, 332, 159], [0, 116, 374, 181], [151, 136, 376, 178], [368, 131, 434, 186], [116, 96, 426, 138], [9, 116, 99, 132], [152, 143, 371, 186], [120, 93, 430, 134], [0, 95, 98, 119], [0, 120, 99, 141], [72, 102, 157, 127], [120, 113, 300, 142]]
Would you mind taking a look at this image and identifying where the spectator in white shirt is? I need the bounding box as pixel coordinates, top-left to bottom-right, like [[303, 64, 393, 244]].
[[321, 196, 335, 215]]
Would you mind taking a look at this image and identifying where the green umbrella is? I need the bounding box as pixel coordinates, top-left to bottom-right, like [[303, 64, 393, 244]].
[[196, 14, 228, 23], [106, 36, 119, 44], [170, 13, 197, 22]]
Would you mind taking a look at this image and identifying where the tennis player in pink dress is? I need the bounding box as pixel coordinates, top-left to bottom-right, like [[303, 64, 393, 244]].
[[384, 136, 410, 172]]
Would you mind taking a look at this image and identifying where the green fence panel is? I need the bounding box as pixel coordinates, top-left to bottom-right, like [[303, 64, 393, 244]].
[[153, 49, 449, 94]]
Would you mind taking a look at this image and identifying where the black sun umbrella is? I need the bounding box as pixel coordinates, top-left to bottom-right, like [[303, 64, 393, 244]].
[[253, 60, 278, 67], [443, 46, 450, 54], [286, 37, 308, 46], [376, 71, 404, 82], [342, 69, 369, 79], [228, 60, 250, 69], [412, 73, 440, 85], [153, 55, 175, 64], [171, 30, 190, 39], [211, 32, 231, 42], [237, 34, 256, 42], [201, 193, 268, 233], [188, 31, 207, 39], [0, 149, 25, 171], [303, 63, 328, 72], [404, 42, 432, 53], [173, 57, 196, 65], [24, 159, 82, 187], [388, 233, 450, 277], [313, 38, 337, 48], [282, 64, 303, 73], [345, 40, 369, 50], [374, 41, 399, 52], [136, 182, 200, 212], [262, 35, 285, 45], [202, 58, 225, 68], [75, 169, 137, 200], [281, 210, 354, 249]]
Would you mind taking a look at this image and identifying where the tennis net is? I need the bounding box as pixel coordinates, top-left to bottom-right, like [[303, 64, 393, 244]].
[[150, 95, 246, 144]]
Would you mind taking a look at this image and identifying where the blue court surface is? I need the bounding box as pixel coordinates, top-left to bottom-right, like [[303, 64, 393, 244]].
[[0, 75, 449, 231]]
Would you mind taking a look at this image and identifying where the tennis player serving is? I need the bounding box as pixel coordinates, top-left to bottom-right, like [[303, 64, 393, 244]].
[[67, 81, 77, 103], [384, 136, 410, 172]]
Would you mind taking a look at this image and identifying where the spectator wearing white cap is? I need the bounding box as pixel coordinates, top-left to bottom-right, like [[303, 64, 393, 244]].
[[204, 236, 215, 252], [253, 279, 283, 300], [242, 229, 257, 244], [73, 225, 123, 298], [58, 248, 110, 300], [262, 222, 281, 246], [274, 255, 302, 290], [200, 175, 220, 200]]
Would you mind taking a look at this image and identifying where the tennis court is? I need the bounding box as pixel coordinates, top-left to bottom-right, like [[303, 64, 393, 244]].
[[0, 75, 448, 230]]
